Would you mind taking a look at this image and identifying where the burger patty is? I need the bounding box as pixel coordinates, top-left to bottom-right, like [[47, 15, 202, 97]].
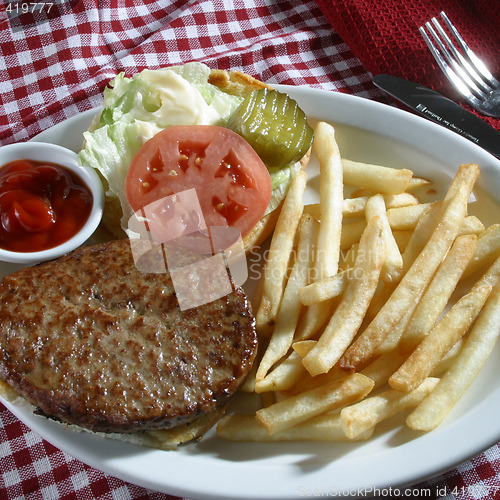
[[0, 239, 257, 433]]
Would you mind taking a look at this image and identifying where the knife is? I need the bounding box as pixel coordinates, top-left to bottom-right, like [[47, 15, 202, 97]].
[[373, 74, 500, 159]]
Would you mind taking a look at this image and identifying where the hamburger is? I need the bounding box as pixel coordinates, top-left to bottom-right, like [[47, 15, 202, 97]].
[[0, 238, 257, 449]]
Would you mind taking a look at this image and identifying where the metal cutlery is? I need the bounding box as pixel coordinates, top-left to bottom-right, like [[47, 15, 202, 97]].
[[419, 11, 500, 118], [373, 74, 500, 159]]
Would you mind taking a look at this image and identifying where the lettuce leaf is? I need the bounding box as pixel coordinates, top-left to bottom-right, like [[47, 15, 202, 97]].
[[78, 62, 243, 229], [265, 162, 302, 215]]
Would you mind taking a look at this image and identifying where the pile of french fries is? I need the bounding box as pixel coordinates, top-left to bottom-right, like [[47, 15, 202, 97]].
[[217, 121, 500, 443]]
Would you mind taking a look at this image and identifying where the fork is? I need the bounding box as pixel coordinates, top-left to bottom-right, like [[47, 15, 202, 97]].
[[419, 11, 500, 118]]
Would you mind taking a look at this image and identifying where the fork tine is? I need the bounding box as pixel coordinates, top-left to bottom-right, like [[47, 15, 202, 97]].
[[420, 23, 477, 95], [419, 24, 484, 110], [440, 11, 500, 91], [431, 15, 491, 95], [420, 12, 500, 118]]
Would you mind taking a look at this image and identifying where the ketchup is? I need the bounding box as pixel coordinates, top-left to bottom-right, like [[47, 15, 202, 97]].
[[0, 159, 93, 253]]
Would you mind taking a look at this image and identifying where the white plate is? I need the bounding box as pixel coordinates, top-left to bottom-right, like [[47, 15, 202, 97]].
[[2, 85, 500, 500]]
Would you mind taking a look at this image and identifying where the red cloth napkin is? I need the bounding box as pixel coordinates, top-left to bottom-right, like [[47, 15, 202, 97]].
[[315, 0, 500, 131]]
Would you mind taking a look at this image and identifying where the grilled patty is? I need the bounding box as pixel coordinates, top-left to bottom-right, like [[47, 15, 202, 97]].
[[0, 239, 257, 433]]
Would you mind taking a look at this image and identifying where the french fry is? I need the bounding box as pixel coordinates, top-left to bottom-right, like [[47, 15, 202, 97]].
[[296, 124, 345, 342], [407, 283, 500, 431], [255, 214, 317, 382], [400, 202, 441, 273], [340, 164, 480, 371], [341, 220, 366, 250], [352, 178, 431, 197], [306, 193, 419, 221], [302, 216, 385, 376], [298, 270, 348, 306], [289, 239, 335, 342], [398, 234, 477, 353], [389, 255, 500, 392], [405, 176, 432, 191], [342, 159, 413, 194], [374, 306, 415, 355], [388, 206, 481, 237], [340, 377, 440, 439], [306, 199, 365, 220], [346, 191, 419, 207], [217, 413, 374, 442], [255, 351, 307, 393], [461, 224, 500, 279], [283, 364, 346, 396], [361, 235, 476, 388], [255, 373, 374, 435], [314, 122, 344, 278], [292, 339, 316, 357], [255, 170, 308, 333], [459, 216, 484, 236], [387, 203, 433, 230], [339, 243, 358, 270], [362, 337, 463, 391], [429, 337, 464, 377], [342, 197, 367, 218], [365, 194, 403, 282], [307, 198, 367, 220], [294, 298, 335, 341], [384, 193, 420, 209], [361, 350, 408, 390], [293, 125, 344, 342], [294, 286, 337, 343], [366, 202, 441, 320]]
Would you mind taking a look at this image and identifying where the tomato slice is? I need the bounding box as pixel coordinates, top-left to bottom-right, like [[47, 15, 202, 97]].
[[125, 125, 273, 238]]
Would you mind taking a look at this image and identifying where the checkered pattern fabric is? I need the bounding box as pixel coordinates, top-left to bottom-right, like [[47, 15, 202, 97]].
[[0, 0, 377, 146], [0, 1, 499, 499], [0, 404, 173, 499]]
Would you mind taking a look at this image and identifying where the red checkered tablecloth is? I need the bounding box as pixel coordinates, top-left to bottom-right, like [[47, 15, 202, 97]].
[[0, 1, 499, 499], [0, 0, 375, 146]]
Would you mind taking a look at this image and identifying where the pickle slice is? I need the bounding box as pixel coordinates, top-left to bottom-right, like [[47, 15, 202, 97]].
[[226, 88, 313, 168]]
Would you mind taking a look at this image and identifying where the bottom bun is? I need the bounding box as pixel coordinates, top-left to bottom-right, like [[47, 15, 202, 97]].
[[0, 380, 226, 451], [109, 405, 228, 450], [242, 202, 283, 252]]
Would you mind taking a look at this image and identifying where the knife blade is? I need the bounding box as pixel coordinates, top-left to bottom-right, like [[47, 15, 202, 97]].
[[373, 74, 500, 159]]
